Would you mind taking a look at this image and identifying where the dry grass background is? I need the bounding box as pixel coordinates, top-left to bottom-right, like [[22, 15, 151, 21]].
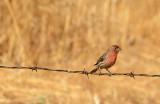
[[0, 0, 160, 104]]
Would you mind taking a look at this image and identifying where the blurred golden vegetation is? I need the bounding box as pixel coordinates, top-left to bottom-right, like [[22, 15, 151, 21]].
[[0, 0, 160, 103]]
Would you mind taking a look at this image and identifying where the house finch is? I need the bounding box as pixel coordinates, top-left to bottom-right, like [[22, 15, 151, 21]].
[[90, 45, 121, 75]]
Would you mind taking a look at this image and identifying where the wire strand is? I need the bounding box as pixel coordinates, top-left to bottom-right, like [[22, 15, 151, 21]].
[[0, 65, 159, 78]]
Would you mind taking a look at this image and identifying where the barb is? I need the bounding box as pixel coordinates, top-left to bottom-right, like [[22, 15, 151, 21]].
[[0, 65, 159, 78]]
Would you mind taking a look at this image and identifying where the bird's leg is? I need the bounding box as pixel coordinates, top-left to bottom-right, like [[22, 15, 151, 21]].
[[98, 67, 102, 76], [106, 68, 112, 76]]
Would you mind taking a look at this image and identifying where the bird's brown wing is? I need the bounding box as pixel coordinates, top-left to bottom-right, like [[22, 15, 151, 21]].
[[94, 52, 107, 65]]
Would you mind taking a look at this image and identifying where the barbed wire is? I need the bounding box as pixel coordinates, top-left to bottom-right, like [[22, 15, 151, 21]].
[[0, 65, 159, 79]]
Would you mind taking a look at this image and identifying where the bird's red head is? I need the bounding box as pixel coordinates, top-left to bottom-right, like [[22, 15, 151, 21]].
[[111, 45, 121, 53]]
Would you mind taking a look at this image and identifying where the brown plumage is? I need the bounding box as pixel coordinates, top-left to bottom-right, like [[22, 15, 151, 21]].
[[90, 45, 121, 75]]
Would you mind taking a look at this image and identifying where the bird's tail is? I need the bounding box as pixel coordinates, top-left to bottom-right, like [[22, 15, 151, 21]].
[[90, 67, 98, 74]]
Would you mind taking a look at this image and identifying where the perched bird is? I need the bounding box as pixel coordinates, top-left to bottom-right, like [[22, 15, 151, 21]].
[[90, 45, 121, 75]]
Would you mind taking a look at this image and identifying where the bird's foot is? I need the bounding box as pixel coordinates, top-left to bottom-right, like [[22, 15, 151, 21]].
[[106, 69, 112, 76], [108, 72, 112, 76], [98, 70, 102, 76]]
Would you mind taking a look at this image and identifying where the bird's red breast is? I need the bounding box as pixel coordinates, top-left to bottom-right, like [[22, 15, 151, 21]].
[[105, 51, 117, 67]]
